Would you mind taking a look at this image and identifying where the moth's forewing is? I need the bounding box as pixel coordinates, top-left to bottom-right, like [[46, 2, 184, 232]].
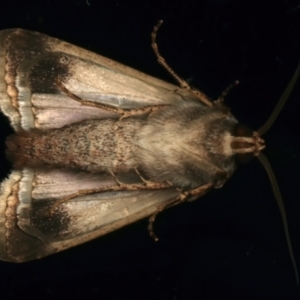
[[0, 28, 198, 131], [0, 169, 178, 262], [0, 29, 196, 262]]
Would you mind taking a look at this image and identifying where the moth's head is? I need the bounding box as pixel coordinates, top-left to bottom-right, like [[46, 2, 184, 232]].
[[214, 81, 266, 163], [232, 123, 265, 164]]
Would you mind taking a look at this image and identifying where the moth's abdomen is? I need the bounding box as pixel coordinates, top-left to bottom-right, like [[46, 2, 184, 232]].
[[6, 119, 140, 173]]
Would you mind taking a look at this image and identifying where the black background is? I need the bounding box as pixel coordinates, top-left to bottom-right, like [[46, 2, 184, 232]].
[[0, 0, 300, 299]]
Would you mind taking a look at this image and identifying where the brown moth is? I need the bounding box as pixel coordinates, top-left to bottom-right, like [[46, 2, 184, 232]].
[[0, 22, 298, 282]]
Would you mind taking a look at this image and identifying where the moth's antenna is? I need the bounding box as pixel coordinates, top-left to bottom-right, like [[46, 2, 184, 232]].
[[258, 153, 299, 285], [256, 61, 300, 285], [258, 61, 300, 135]]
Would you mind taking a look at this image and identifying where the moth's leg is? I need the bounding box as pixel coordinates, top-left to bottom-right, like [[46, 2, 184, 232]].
[[109, 170, 170, 190], [50, 173, 172, 212], [148, 182, 214, 241], [151, 20, 212, 107], [56, 79, 168, 118], [133, 168, 172, 187]]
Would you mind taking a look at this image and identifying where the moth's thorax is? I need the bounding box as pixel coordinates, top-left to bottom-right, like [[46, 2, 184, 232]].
[[134, 102, 241, 189]]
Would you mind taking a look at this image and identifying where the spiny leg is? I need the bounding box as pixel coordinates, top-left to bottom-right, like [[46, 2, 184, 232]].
[[148, 182, 214, 241], [56, 79, 168, 118], [133, 168, 173, 189], [50, 171, 172, 213], [151, 20, 212, 107]]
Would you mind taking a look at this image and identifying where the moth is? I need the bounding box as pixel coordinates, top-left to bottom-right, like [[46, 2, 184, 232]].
[[0, 22, 298, 282]]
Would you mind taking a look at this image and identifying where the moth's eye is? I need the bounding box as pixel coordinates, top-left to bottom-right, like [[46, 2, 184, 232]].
[[233, 123, 253, 137], [233, 123, 254, 164]]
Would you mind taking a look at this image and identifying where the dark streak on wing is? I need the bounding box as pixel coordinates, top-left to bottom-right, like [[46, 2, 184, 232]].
[[27, 53, 72, 94], [4, 29, 72, 96], [30, 199, 71, 239], [4, 180, 71, 262]]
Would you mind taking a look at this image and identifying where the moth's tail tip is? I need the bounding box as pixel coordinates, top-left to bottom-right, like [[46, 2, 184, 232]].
[[5, 134, 32, 168]]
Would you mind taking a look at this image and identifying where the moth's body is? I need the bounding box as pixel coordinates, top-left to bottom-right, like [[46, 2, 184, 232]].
[[8, 101, 237, 189], [0, 26, 296, 284]]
